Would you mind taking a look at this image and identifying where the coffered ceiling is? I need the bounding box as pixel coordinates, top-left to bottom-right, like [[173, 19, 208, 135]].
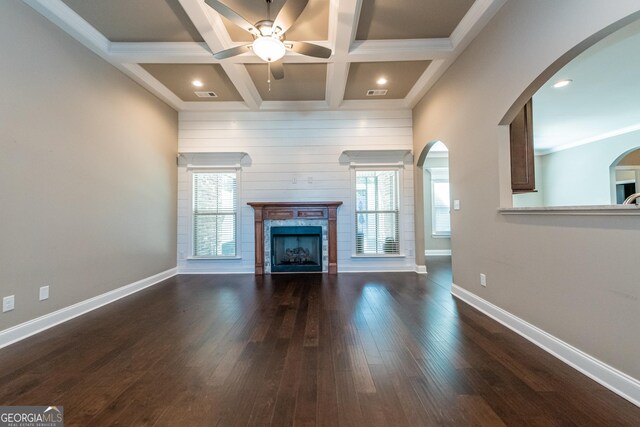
[[27, 0, 506, 112]]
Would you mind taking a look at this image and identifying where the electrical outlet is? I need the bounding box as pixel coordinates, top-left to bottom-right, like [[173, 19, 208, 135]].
[[39, 286, 49, 301], [3, 295, 15, 313], [480, 274, 487, 287]]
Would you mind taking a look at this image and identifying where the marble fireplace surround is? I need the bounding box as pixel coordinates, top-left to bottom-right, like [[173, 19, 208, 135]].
[[247, 202, 342, 274]]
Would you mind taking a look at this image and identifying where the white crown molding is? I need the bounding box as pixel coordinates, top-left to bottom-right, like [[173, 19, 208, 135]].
[[26, 0, 506, 113], [536, 123, 640, 155], [178, 0, 262, 110], [24, 0, 110, 55], [404, 59, 448, 108], [451, 284, 640, 407], [450, 0, 508, 49], [405, 0, 506, 108], [0, 268, 177, 350], [120, 63, 185, 110]]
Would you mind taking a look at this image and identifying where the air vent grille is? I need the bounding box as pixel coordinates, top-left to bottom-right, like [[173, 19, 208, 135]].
[[366, 89, 388, 96], [195, 91, 218, 98]]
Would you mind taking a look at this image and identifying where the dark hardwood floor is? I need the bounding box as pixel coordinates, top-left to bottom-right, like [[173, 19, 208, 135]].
[[1, 258, 638, 426]]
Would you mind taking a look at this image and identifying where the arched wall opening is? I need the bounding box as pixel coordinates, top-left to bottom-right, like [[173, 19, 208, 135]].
[[610, 147, 640, 204], [416, 140, 451, 272], [500, 12, 640, 208]]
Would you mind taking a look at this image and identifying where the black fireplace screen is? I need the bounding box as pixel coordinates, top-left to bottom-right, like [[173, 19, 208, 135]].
[[271, 226, 322, 272]]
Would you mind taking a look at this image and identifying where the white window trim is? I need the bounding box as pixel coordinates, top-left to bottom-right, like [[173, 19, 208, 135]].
[[427, 167, 451, 238], [350, 165, 406, 258], [187, 167, 242, 260]]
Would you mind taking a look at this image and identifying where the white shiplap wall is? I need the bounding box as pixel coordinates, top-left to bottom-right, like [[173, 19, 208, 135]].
[[177, 110, 416, 273]]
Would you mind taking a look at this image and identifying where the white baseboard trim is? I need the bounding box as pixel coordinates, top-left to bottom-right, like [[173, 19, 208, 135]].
[[425, 250, 452, 256], [415, 265, 427, 274], [177, 270, 253, 274], [339, 266, 417, 273], [0, 267, 177, 350], [451, 284, 640, 407]]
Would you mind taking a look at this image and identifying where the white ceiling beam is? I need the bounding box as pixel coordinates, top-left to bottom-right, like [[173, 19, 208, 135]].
[[349, 39, 453, 61], [109, 41, 331, 64], [178, 0, 262, 110], [450, 0, 507, 49], [403, 0, 507, 108], [23, 0, 184, 110], [119, 64, 186, 109], [326, 0, 362, 109], [23, 0, 109, 55], [109, 42, 213, 63]]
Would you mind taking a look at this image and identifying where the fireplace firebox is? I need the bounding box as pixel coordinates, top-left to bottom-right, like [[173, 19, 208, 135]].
[[271, 226, 322, 273]]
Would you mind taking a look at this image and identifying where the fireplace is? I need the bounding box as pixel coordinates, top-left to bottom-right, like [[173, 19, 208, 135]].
[[247, 202, 342, 274], [271, 226, 322, 272]]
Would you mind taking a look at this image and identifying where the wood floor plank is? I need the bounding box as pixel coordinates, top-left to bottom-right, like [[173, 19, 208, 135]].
[[0, 261, 637, 426]]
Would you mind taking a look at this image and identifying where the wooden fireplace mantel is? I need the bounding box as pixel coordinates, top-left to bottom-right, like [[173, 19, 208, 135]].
[[248, 201, 343, 275]]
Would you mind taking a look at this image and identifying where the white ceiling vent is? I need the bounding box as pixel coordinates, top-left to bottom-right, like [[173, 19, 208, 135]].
[[366, 89, 388, 96], [194, 91, 218, 98]]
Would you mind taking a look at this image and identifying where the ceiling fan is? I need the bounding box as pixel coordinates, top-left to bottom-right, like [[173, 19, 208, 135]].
[[204, 0, 332, 80]]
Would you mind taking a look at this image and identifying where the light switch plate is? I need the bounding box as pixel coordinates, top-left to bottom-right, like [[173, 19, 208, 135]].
[[454, 200, 461, 210], [40, 286, 49, 301], [3, 295, 15, 312]]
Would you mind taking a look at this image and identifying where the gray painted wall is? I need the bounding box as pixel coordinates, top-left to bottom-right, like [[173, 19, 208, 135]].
[[541, 131, 640, 206], [413, 0, 640, 380], [0, 1, 178, 330]]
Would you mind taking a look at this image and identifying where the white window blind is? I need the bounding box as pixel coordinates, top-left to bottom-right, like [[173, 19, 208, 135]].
[[355, 170, 400, 255], [432, 180, 451, 236], [192, 172, 237, 257]]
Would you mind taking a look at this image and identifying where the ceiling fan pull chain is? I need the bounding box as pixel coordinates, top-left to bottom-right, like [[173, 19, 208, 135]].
[[268, 62, 272, 92]]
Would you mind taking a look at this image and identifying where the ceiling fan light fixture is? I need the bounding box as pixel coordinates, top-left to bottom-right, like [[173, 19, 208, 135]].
[[252, 36, 286, 62]]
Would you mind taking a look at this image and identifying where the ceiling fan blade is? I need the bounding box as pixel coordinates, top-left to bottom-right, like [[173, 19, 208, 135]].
[[204, 0, 260, 36], [288, 42, 331, 59], [271, 61, 285, 80], [273, 0, 309, 35], [213, 44, 252, 60]]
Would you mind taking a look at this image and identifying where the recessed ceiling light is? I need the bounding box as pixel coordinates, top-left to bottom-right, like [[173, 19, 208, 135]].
[[553, 79, 572, 88], [192, 80, 204, 87], [377, 77, 388, 85]]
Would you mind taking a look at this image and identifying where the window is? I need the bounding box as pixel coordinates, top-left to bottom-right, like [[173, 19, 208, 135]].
[[192, 171, 237, 257], [432, 178, 451, 236], [355, 170, 400, 255]]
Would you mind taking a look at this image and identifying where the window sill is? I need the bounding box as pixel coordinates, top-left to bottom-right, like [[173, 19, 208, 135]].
[[351, 254, 407, 259], [499, 205, 640, 216], [431, 234, 451, 239], [187, 256, 242, 261]]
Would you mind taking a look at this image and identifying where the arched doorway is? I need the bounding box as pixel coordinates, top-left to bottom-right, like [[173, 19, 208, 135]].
[[417, 141, 451, 273], [610, 147, 640, 204]]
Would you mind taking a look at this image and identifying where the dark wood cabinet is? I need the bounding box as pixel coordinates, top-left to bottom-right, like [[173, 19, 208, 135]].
[[510, 99, 536, 193]]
